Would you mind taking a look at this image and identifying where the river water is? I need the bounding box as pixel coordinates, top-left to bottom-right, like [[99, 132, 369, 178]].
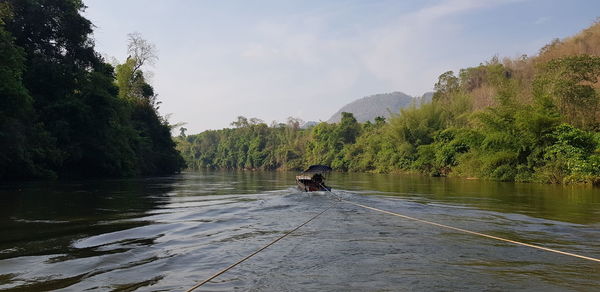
[[0, 171, 599, 291]]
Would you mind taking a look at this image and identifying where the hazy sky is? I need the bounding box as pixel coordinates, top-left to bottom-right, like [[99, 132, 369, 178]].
[[84, 0, 600, 133]]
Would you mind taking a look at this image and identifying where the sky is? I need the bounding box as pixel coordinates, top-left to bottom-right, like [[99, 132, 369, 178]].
[[83, 0, 600, 133]]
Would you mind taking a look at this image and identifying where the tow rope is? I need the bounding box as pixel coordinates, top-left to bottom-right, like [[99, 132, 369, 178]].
[[341, 200, 600, 263], [185, 202, 336, 292], [317, 183, 599, 263], [187, 187, 599, 291]]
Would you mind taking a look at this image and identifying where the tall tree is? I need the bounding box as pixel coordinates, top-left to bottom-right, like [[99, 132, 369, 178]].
[[115, 33, 185, 175], [1, 0, 184, 179]]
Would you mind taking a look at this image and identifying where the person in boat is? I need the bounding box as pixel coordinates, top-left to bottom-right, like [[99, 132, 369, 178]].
[[296, 165, 332, 192], [312, 173, 324, 184]]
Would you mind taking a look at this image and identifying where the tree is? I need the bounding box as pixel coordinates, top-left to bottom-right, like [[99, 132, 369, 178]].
[[1, 1, 184, 179], [0, 22, 55, 178], [231, 116, 249, 128], [115, 33, 158, 103], [249, 117, 264, 125], [287, 117, 304, 130], [337, 112, 360, 144], [534, 55, 600, 130], [374, 116, 386, 126], [127, 32, 158, 74], [3, 0, 117, 177], [433, 71, 460, 101], [114, 33, 184, 175]]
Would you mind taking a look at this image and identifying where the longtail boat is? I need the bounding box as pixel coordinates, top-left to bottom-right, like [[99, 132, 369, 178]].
[[296, 165, 332, 192]]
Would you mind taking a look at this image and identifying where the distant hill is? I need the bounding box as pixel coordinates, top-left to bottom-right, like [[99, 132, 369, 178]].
[[327, 91, 433, 123], [416, 91, 434, 104], [301, 121, 318, 129]]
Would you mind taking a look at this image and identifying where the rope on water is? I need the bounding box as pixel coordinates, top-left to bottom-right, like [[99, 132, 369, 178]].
[[343, 200, 600, 263], [185, 203, 336, 292], [188, 183, 598, 291], [318, 184, 600, 263]]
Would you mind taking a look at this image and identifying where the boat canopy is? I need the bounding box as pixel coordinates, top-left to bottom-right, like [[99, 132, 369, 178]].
[[302, 165, 332, 174]]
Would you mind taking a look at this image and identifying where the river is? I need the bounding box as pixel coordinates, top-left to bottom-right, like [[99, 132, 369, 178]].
[[0, 171, 599, 291]]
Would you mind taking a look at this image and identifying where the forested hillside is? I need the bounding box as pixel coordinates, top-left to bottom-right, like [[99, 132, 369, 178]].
[[179, 21, 600, 185], [0, 0, 184, 179]]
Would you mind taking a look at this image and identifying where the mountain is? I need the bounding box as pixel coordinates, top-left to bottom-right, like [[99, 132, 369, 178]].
[[327, 91, 433, 123], [416, 91, 434, 104], [301, 121, 318, 129]]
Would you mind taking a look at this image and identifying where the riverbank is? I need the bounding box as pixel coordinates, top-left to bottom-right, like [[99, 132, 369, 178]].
[[179, 166, 600, 188]]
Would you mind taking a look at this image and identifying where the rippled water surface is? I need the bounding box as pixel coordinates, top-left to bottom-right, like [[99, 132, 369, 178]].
[[1, 171, 599, 291]]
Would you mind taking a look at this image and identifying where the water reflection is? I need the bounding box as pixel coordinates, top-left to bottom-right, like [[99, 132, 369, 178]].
[[333, 172, 600, 224], [0, 171, 598, 291], [0, 177, 177, 291]]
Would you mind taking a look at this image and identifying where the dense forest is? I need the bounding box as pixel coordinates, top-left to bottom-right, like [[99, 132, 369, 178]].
[[177, 21, 600, 185], [0, 0, 184, 180]]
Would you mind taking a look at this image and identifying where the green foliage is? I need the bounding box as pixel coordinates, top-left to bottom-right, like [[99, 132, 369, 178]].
[[337, 112, 361, 144], [433, 71, 460, 101], [0, 0, 183, 180], [535, 124, 600, 184], [0, 24, 57, 178], [388, 103, 447, 147], [178, 113, 362, 172], [534, 55, 600, 129]]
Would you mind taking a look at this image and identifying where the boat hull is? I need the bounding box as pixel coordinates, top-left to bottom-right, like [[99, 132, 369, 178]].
[[296, 180, 331, 192]]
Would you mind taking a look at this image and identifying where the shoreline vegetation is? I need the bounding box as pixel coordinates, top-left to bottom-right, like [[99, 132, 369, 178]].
[[177, 21, 600, 186], [0, 1, 185, 180]]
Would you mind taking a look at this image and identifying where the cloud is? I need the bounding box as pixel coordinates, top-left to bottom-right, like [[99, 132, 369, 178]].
[[238, 0, 523, 98], [175, 0, 526, 130], [535, 16, 550, 25], [87, 0, 534, 132], [362, 0, 522, 94], [241, 43, 278, 59], [414, 0, 488, 20]]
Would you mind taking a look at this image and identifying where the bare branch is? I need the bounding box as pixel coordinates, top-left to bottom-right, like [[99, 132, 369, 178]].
[[127, 32, 158, 74]]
